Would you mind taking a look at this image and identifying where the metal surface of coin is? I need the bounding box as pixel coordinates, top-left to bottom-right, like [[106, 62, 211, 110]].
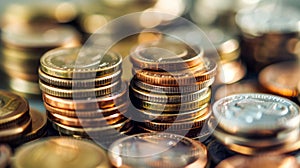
[[216, 155, 298, 168], [259, 61, 300, 97], [130, 40, 203, 71], [13, 137, 111, 168], [213, 93, 300, 135], [108, 133, 207, 168], [133, 59, 216, 86], [40, 47, 122, 79], [0, 90, 29, 126], [0, 145, 11, 168]]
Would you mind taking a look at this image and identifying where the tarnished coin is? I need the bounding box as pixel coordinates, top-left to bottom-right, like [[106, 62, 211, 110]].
[[108, 133, 208, 168], [42, 82, 128, 110], [39, 79, 121, 98], [40, 47, 122, 79], [39, 68, 122, 88], [130, 40, 203, 71], [13, 137, 111, 168], [259, 61, 300, 97], [216, 155, 298, 168], [133, 59, 216, 86], [213, 93, 300, 136], [0, 90, 29, 126]]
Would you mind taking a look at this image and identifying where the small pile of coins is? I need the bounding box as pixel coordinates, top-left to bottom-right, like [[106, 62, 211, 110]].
[[0, 90, 47, 147], [128, 39, 216, 139], [210, 93, 300, 155], [108, 133, 208, 168], [39, 47, 132, 147], [13, 137, 111, 168], [0, 23, 80, 96]]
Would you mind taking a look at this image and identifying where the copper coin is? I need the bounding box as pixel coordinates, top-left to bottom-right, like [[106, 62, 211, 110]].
[[259, 61, 300, 97], [42, 83, 128, 110]]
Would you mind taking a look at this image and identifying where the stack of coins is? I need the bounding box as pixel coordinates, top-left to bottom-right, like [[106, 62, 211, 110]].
[[128, 39, 216, 139], [0, 90, 47, 147], [236, 3, 300, 73], [259, 61, 300, 98], [39, 47, 132, 147], [210, 93, 300, 155], [0, 24, 80, 97], [13, 137, 111, 168], [108, 133, 208, 168]]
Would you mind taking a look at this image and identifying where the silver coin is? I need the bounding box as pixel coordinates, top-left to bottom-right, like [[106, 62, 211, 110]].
[[212, 93, 300, 135]]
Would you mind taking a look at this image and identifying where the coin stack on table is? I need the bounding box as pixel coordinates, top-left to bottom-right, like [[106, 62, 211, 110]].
[[39, 47, 132, 147], [128, 38, 217, 139], [0, 90, 47, 147], [210, 93, 300, 156]]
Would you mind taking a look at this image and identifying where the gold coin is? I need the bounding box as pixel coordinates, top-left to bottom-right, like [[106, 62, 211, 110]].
[[39, 68, 122, 88], [259, 61, 300, 97], [12, 109, 47, 146], [1, 66, 39, 82], [216, 155, 298, 168], [130, 39, 203, 71], [0, 90, 29, 126], [47, 110, 126, 127], [9, 78, 41, 95], [1, 24, 80, 50], [216, 60, 246, 84], [130, 81, 210, 103], [42, 82, 128, 110], [143, 108, 211, 131], [131, 89, 211, 112], [44, 102, 128, 118], [40, 47, 122, 79], [132, 77, 215, 94], [39, 80, 121, 98], [13, 137, 111, 168], [136, 103, 209, 123], [133, 59, 216, 86]]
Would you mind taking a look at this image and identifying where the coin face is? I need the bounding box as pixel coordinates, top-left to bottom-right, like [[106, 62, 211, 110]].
[[130, 40, 203, 71], [40, 47, 122, 79], [259, 61, 300, 97], [13, 137, 111, 168], [108, 133, 207, 168], [213, 93, 300, 135], [0, 91, 29, 125]]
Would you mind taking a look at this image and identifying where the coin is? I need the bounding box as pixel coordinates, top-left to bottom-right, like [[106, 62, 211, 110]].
[[132, 59, 216, 86], [9, 78, 41, 95], [259, 61, 300, 97], [108, 133, 208, 168], [44, 102, 128, 118], [0, 90, 30, 126], [216, 155, 298, 168], [213, 93, 300, 136], [130, 40, 203, 71], [130, 81, 209, 103], [216, 60, 246, 84], [131, 89, 211, 112], [40, 47, 122, 79], [47, 110, 125, 127], [0, 145, 11, 168], [39, 79, 121, 98], [133, 77, 214, 94], [13, 137, 111, 168], [39, 68, 122, 88], [42, 82, 128, 110]]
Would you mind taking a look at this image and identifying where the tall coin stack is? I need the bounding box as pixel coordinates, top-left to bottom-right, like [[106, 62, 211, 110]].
[[0, 24, 80, 96], [39, 47, 132, 147], [0, 90, 47, 147], [129, 39, 217, 139]]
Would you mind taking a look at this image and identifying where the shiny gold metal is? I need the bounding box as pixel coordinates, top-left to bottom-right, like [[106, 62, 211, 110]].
[[216, 60, 246, 84], [13, 137, 111, 168], [259, 61, 300, 97], [42, 83, 128, 110], [39, 68, 122, 88], [40, 47, 122, 79], [39, 80, 121, 98], [0, 116, 31, 141]]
